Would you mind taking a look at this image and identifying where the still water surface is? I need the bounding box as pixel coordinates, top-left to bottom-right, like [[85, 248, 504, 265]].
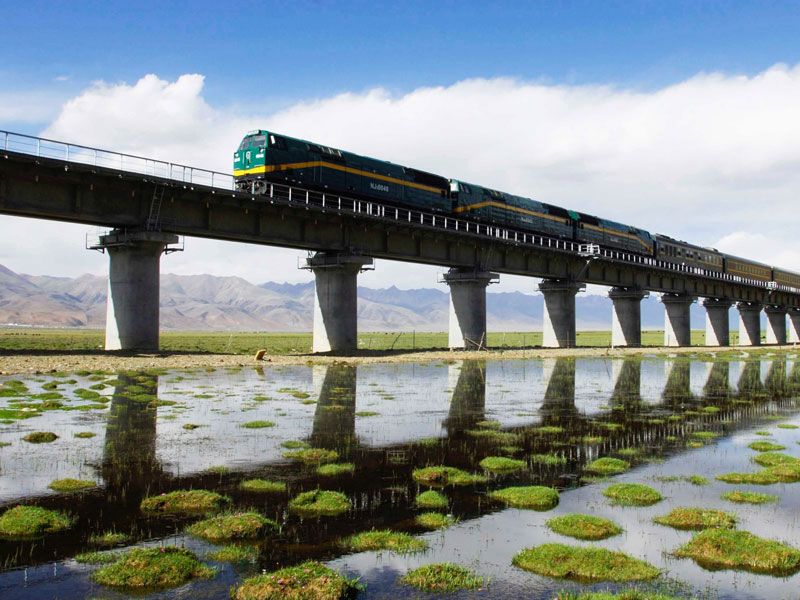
[[1, 354, 799, 599]]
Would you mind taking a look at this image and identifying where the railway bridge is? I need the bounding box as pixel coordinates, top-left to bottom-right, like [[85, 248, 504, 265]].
[[1, 130, 799, 352]]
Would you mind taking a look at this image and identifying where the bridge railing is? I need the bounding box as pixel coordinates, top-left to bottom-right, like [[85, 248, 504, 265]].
[[3, 130, 797, 296]]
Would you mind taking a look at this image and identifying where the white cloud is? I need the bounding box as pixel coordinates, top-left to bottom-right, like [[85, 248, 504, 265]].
[[2, 66, 799, 290]]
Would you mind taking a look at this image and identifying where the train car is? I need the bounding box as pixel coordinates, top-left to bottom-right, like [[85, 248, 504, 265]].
[[724, 254, 773, 282], [233, 130, 450, 211], [654, 235, 724, 271], [575, 214, 655, 255], [773, 268, 800, 289], [449, 180, 573, 239]]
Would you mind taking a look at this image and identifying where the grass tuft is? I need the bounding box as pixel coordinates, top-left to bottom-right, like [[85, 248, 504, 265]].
[[317, 462, 355, 477], [207, 544, 258, 563], [92, 547, 215, 589], [140, 489, 229, 515], [232, 560, 359, 600], [721, 490, 778, 505], [531, 453, 568, 466], [416, 490, 448, 510], [553, 591, 682, 599], [400, 563, 484, 593], [283, 448, 339, 464], [653, 507, 736, 530], [748, 441, 786, 452], [513, 544, 659, 582], [281, 439, 310, 449], [76, 550, 122, 564], [0, 505, 73, 539], [489, 486, 559, 510], [48, 478, 96, 492], [546, 514, 622, 540], [341, 529, 428, 554], [674, 529, 800, 576], [186, 512, 277, 542], [715, 471, 780, 485], [74, 431, 96, 439], [240, 479, 286, 493], [777, 423, 799, 429], [88, 531, 130, 547], [479, 456, 527, 473], [241, 420, 275, 429], [23, 431, 58, 444], [750, 452, 799, 467], [288, 490, 350, 517], [412, 465, 487, 487], [603, 484, 662, 507], [585, 457, 630, 476], [415, 512, 457, 530]]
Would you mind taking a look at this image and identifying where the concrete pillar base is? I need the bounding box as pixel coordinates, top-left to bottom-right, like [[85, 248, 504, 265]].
[[92, 230, 179, 352], [703, 298, 733, 347], [305, 252, 373, 354], [442, 268, 499, 350], [789, 309, 800, 344], [609, 287, 648, 347], [765, 305, 787, 345], [539, 279, 584, 348], [736, 301, 762, 346], [661, 293, 694, 347]]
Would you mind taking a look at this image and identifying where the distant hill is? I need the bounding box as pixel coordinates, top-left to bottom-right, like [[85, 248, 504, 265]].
[[0, 263, 726, 331]]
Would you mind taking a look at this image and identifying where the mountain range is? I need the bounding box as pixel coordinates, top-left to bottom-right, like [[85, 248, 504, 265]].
[[0, 263, 722, 331]]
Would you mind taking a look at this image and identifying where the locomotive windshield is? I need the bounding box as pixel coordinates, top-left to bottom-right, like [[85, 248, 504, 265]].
[[238, 134, 266, 150]]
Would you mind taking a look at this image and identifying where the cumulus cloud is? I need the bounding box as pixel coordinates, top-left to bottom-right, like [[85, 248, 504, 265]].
[[4, 66, 799, 289]]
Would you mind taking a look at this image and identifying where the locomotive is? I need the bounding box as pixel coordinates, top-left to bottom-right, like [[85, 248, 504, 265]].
[[233, 130, 800, 288]]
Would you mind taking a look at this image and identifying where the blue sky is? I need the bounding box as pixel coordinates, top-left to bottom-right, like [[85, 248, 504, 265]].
[[1, 1, 800, 290]]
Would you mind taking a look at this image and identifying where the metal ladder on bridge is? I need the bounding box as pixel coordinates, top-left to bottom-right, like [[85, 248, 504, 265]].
[[146, 184, 166, 231]]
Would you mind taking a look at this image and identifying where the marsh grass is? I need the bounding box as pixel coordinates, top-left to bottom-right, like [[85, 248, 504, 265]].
[[603, 484, 662, 507], [715, 471, 780, 485], [23, 431, 58, 443], [241, 420, 275, 429], [415, 512, 456, 530], [400, 563, 484, 593], [479, 456, 527, 473], [283, 448, 339, 464], [341, 530, 428, 554], [288, 490, 350, 517], [531, 453, 568, 466], [232, 560, 360, 600], [416, 490, 448, 510], [240, 479, 286, 493], [412, 466, 487, 487], [750, 452, 799, 467], [513, 544, 659, 582], [777, 423, 799, 429], [140, 489, 229, 515], [489, 486, 559, 510], [48, 478, 96, 492], [674, 529, 800, 576], [546, 514, 622, 540], [186, 512, 277, 542], [89, 531, 130, 547], [585, 457, 630, 476], [553, 591, 682, 599], [653, 508, 736, 530], [0, 505, 73, 538], [74, 431, 96, 438], [317, 463, 355, 476], [207, 544, 258, 563], [76, 550, 123, 564], [281, 440, 310, 449], [92, 547, 215, 589], [748, 441, 786, 452], [691, 431, 720, 440], [721, 490, 778, 504], [465, 429, 520, 444], [355, 411, 379, 417]]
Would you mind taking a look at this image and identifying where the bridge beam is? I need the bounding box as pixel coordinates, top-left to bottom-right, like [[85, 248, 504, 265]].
[[661, 293, 694, 347], [765, 305, 787, 345], [789, 308, 800, 344], [609, 287, 647, 347], [703, 298, 733, 346], [540, 279, 583, 348], [736, 301, 762, 346], [306, 252, 373, 354], [94, 230, 178, 352], [443, 268, 498, 350]]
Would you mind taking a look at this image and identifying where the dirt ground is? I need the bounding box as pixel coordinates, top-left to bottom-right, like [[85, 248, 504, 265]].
[[1, 344, 795, 375]]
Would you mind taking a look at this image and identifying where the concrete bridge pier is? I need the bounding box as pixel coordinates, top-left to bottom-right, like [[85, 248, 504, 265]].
[[442, 268, 499, 349], [661, 293, 694, 347], [93, 230, 179, 352], [737, 302, 762, 346], [305, 253, 373, 354], [703, 298, 733, 346], [609, 287, 647, 347], [765, 306, 787, 345], [789, 308, 800, 344], [540, 279, 583, 348]]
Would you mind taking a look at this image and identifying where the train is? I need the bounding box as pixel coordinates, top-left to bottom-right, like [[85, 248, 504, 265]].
[[233, 130, 799, 288]]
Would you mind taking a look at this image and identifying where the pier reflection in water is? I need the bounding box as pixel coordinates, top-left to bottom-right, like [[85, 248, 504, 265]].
[[0, 353, 799, 599]]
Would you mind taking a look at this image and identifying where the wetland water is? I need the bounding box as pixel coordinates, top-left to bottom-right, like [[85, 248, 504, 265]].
[[1, 354, 799, 599]]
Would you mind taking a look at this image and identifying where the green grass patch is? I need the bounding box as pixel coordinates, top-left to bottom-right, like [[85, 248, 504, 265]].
[[748, 441, 786, 452], [76, 550, 122, 564], [691, 431, 720, 440], [92, 547, 215, 589], [653, 507, 736, 530], [512, 544, 659, 582], [400, 563, 484, 593], [546, 514, 622, 540], [182, 423, 202, 430], [489, 486, 559, 510], [416, 490, 448, 510], [721, 490, 778, 505], [415, 512, 456, 530], [48, 478, 96, 492], [465, 429, 520, 444], [687, 475, 709, 486], [186, 512, 277, 542], [476, 419, 501, 429], [207, 544, 258, 563], [241, 420, 275, 429], [239, 479, 286, 493], [765, 461, 800, 482], [232, 561, 360, 600], [750, 452, 799, 467], [553, 591, 682, 599], [341, 529, 428, 554], [585, 457, 630, 476], [674, 529, 800, 576], [355, 411, 379, 417], [754, 430, 771, 436], [603, 484, 662, 507], [280, 439, 310, 449], [777, 423, 799, 429], [140, 489, 229, 515], [283, 448, 339, 464], [317, 462, 355, 476], [716, 471, 780, 485], [0, 505, 73, 538], [479, 456, 527, 473], [88, 531, 130, 547], [23, 431, 58, 443], [74, 431, 96, 439], [531, 453, 568, 466], [412, 465, 487, 487], [288, 490, 350, 517]]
